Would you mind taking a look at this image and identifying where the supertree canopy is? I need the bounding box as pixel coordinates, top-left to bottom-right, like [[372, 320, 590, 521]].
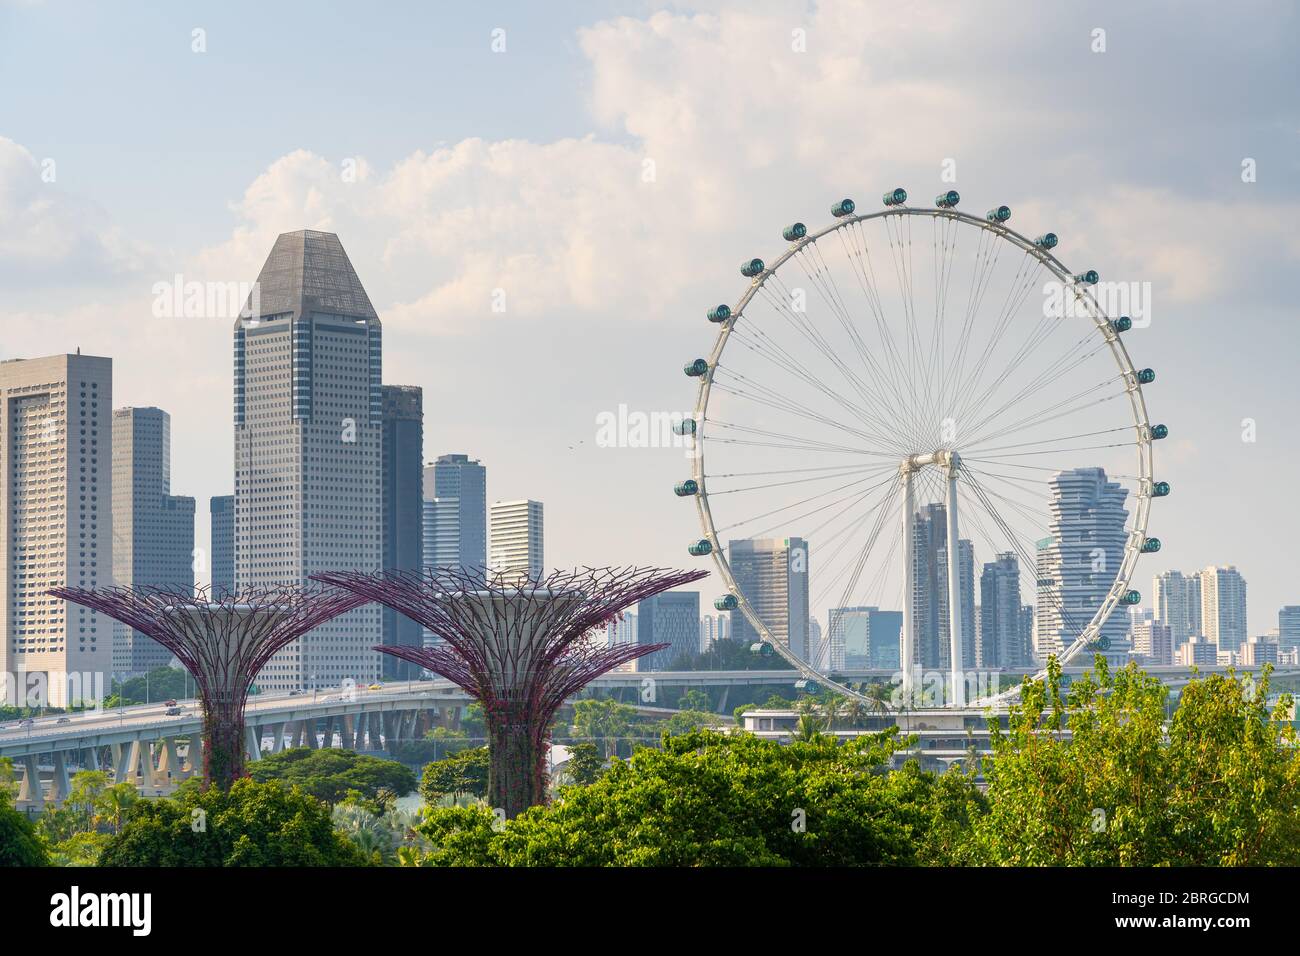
[[310, 566, 708, 818], [46, 584, 367, 790]]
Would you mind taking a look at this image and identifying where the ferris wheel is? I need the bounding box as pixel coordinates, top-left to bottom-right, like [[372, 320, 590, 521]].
[[677, 188, 1166, 709]]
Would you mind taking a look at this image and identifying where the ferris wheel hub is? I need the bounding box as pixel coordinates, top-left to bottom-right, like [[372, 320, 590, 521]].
[[902, 450, 962, 474]]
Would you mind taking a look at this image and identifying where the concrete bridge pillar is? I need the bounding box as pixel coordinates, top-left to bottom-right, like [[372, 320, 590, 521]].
[[17, 754, 43, 806], [269, 722, 287, 754], [245, 725, 263, 761], [183, 736, 202, 775]]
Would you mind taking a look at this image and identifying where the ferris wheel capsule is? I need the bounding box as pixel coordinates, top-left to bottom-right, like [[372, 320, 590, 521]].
[[714, 594, 738, 610], [783, 222, 807, 241], [831, 198, 856, 217], [1120, 590, 1142, 605], [1075, 270, 1100, 285], [707, 304, 731, 323], [986, 205, 1011, 223], [1110, 316, 1132, 334], [684, 358, 709, 377], [935, 190, 960, 208], [1141, 538, 1162, 553], [1136, 368, 1156, 384], [1150, 423, 1168, 439], [687, 539, 713, 556], [674, 479, 698, 497], [882, 187, 907, 206], [740, 258, 765, 278], [1152, 481, 1171, 497], [673, 418, 696, 436], [1035, 232, 1059, 249]]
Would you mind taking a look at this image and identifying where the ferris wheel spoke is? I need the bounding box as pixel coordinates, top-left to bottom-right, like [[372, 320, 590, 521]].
[[829, 474, 903, 626], [716, 469, 900, 538], [842, 221, 916, 413], [706, 461, 896, 497], [961, 391, 1130, 452]]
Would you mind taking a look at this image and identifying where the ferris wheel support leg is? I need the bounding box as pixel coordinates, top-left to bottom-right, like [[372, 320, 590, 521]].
[[946, 463, 967, 708], [900, 467, 916, 708]]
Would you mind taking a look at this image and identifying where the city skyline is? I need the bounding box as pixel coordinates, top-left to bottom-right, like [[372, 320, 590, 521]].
[[2, 1, 1296, 632]]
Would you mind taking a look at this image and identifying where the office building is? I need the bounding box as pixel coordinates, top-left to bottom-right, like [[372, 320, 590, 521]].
[[636, 591, 700, 671], [1280, 606, 1300, 654], [210, 495, 234, 594], [979, 552, 1030, 668], [423, 454, 487, 576], [727, 537, 809, 661], [1130, 616, 1173, 665], [112, 406, 196, 674], [830, 606, 901, 670], [1177, 635, 1218, 667], [489, 499, 543, 581], [233, 230, 384, 693], [0, 353, 113, 706], [379, 386, 424, 678]]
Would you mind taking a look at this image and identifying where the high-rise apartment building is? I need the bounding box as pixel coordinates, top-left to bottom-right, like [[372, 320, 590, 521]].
[[936, 537, 976, 671], [423, 454, 487, 576], [1199, 565, 1248, 656], [830, 606, 901, 670], [0, 353, 113, 706], [1130, 616, 1173, 665], [380, 386, 424, 678], [111, 406, 195, 674], [1152, 569, 1201, 648], [233, 230, 383, 693], [636, 591, 700, 671], [489, 499, 543, 581], [1034, 468, 1130, 664], [727, 537, 809, 661], [209, 495, 234, 594]]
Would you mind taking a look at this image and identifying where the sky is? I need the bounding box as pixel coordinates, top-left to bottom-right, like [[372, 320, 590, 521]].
[[1, 0, 1297, 634]]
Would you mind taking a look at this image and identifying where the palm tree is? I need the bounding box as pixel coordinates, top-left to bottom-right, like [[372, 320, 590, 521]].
[[843, 697, 868, 730], [820, 695, 845, 731], [791, 712, 828, 743], [865, 682, 894, 715]]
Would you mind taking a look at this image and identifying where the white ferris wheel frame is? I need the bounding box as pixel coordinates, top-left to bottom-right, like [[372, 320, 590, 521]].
[[688, 203, 1156, 710]]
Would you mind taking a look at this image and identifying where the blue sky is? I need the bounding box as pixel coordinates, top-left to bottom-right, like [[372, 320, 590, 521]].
[[1, 0, 1297, 634]]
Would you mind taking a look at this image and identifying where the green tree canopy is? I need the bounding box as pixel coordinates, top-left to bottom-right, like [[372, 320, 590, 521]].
[[99, 778, 369, 866], [414, 728, 984, 866], [0, 790, 48, 867], [247, 748, 416, 806], [419, 747, 490, 805]]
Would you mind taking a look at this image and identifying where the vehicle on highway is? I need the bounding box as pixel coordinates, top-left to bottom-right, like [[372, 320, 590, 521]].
[[165, 706, 182, 716], [164, 699, 178, 707], [368, 684, 382, 691], [56, 717, 70, 724]]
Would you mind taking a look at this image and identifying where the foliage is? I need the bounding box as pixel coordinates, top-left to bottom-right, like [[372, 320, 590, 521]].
[[112, 666, 191, 706], [419, 747, 490, 805], [99, 777, 370, 866], [332, 798, 426, 865], [247, 748, 416, 806], [0, 789, 48, 867], [559, 743, 605, 787], [412, 729, 983, 866], [570, 698, 636, 757], [970, 658, 1300, 866]]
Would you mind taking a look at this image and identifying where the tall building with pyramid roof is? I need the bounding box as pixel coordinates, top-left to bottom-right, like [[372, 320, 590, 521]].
[[233, 230, 383, 692]]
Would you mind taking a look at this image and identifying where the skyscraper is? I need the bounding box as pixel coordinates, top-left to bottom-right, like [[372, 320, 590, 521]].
[[636, 591, 700, 671], [1280, 606, 1300, 654], [380, 385, 424, 679], [1199, 565, 1248, 656], [0, 353, 113, 706], [907, 503, 975, 671], [727, 537, 809, 661], [423, 454, 487, 576], [233, 230, 384, 693], [830, 606, 901, 670], [489, 499, 543, 581], [209, 495, 234, 594], [979, 552, 1028, 668], [1034, 468, 1130, 664], [810, 616, 831, 671], [1152, 569, 1201, 648], [111, 406, 196, 674]]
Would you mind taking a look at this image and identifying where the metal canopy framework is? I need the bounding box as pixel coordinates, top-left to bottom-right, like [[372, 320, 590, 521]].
[[46, 584, 367, 789], [311, 565, 708, 817]]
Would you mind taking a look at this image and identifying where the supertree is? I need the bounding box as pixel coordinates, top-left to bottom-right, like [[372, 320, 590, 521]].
[[46, 584, 368, 790], [310, 566, 708, 818]]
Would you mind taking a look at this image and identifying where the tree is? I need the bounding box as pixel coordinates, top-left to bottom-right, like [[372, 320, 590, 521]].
[[970, 658, 1300, 866], [413, 729, 983, 866], [247, 748, 416, 806], [570, 698, 635, 758], [791, 712, 828, 743], [678, 688, 712, 712], [560, 743, 605, 787], [0, 791, 48, 867], [99, 778, 369, 866], [419, 747, 490, 806]]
